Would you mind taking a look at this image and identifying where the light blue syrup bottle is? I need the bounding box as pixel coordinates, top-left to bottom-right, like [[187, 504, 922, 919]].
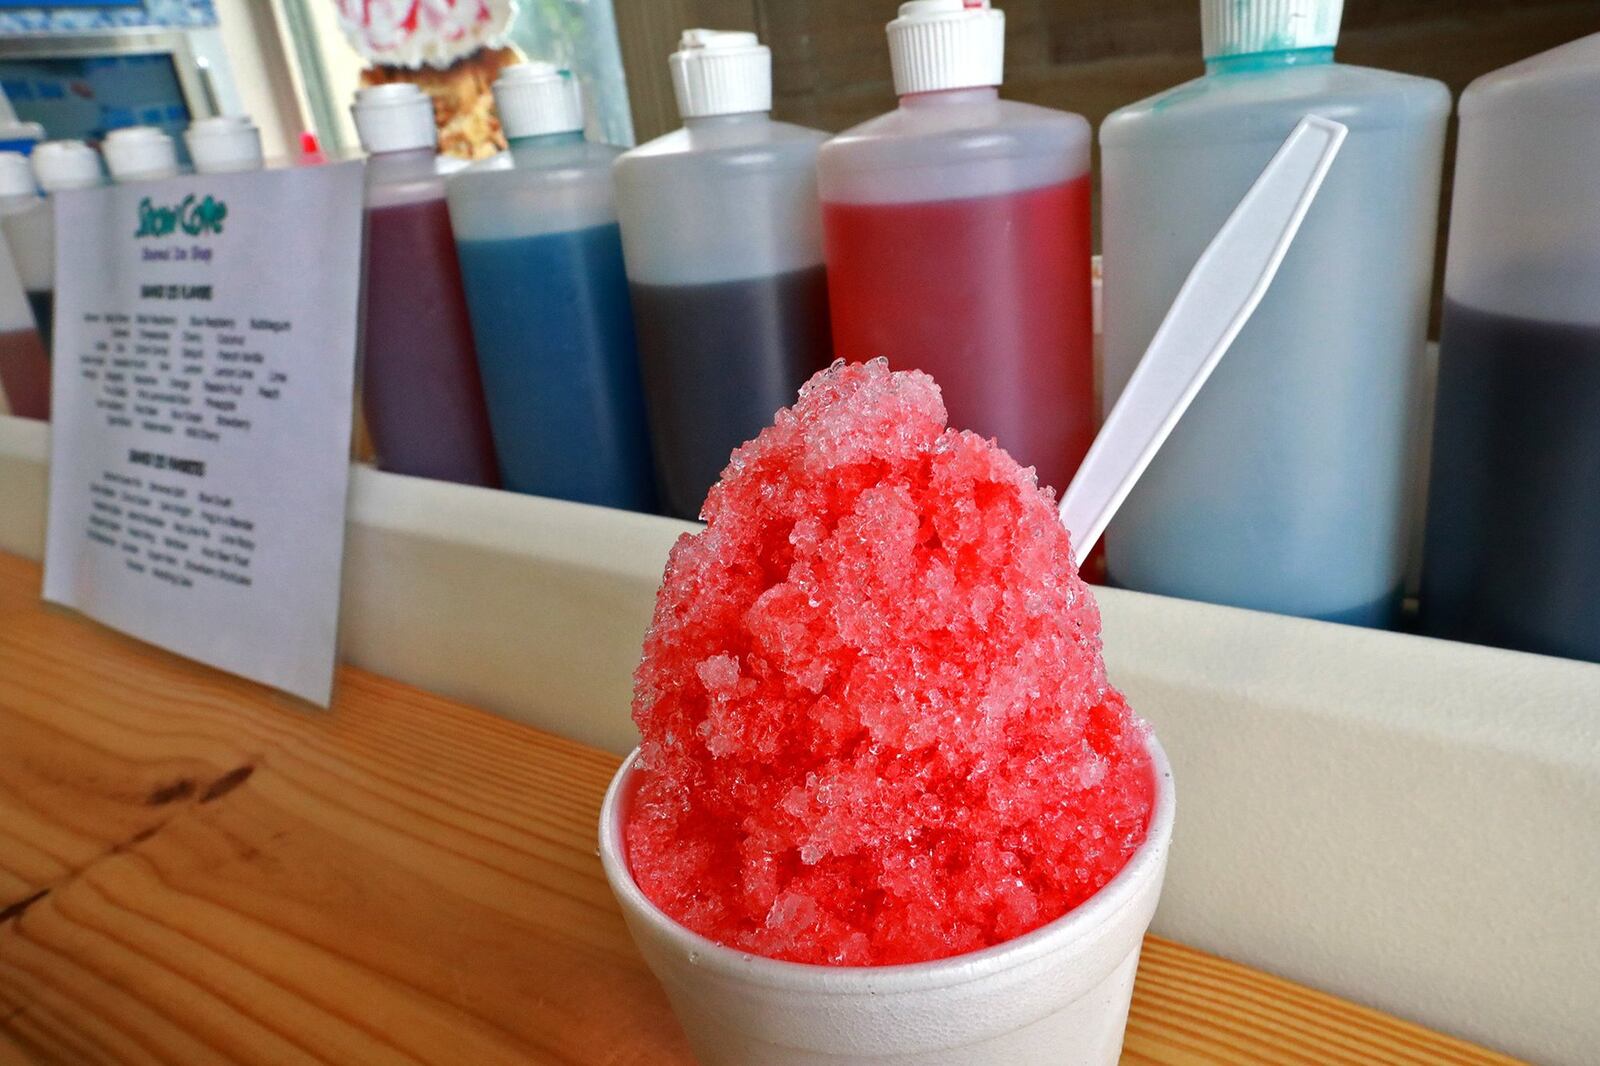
[[447, 63, 656, 512], [1099, 0, 1449, 627]]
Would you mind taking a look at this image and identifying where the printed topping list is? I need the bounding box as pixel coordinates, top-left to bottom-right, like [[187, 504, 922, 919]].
[[87, 469, 256, 592]]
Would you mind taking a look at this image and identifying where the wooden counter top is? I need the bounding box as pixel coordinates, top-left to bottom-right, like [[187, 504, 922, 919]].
[[0, 552, 1517, 1064]]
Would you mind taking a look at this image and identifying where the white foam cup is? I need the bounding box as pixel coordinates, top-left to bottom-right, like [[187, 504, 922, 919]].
[[599, 735, 1174, 1065]]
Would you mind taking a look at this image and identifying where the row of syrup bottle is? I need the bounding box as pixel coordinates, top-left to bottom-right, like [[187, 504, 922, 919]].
[[351, 5, 1592, 663], [0, 120, 263, 421], [0, 142, 101, 355], [359, 15, 1089, 521], [438, 34, 835, 518], [0, 138, 123, 421], [617, 10, 1093, 518]]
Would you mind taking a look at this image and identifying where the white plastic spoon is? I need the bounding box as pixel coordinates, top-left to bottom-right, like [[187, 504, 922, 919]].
[[1059, 114, 1348, 566]]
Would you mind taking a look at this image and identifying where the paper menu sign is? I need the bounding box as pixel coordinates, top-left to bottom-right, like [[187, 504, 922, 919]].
[[43, 162, 365, 706]]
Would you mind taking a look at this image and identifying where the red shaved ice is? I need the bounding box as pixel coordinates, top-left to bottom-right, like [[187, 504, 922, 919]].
[[625, 359, 1153, 966]]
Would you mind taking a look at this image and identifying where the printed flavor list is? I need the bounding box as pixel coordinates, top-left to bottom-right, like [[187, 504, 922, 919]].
[[43, 163, 366, 705], [79, 311, 290, 439]]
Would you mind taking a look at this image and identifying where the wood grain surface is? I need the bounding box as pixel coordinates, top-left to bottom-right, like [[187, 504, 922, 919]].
[[0, 552, 1520, 1064]]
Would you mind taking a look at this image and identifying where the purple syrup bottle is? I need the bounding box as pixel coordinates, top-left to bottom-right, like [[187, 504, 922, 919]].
[[352, 84, 498, 487]]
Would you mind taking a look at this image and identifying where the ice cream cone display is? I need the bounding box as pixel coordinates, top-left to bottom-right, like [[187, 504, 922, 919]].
[[335, 0, 523, 159]]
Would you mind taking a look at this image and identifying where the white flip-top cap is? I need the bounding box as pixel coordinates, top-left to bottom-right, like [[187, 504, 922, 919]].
[[1201, 0, 1343, 60], [103, 126, 180, 183], [493, 62, 584, 139], [888, 0, 1006, 96], [186, 115, 263, 174], [669, 29, 771, 119], [32, 140, 102, 191], [0, 151, 34, 197], [351, 83, 437, 153]]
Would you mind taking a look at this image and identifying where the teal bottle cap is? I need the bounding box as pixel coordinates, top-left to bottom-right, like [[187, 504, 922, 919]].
[[1200, 0, 1343, 60]]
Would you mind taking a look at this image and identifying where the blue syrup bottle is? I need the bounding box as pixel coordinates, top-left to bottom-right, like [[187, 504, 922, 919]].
[[447, 63, 656, 511]]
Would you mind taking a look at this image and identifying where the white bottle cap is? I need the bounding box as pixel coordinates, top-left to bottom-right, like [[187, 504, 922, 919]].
[[0, 151, 34, 197], [887, 0, 1006, 96], [351, 83, 438, 154], [669, 29, 771, 119], [32, 139, 103, 191], [186, 115, 264, 174], [1201, 0, 1343, 60], [103, 126, 181, 183], [493, 62, 584, 139], [0, 122, 43, 148]]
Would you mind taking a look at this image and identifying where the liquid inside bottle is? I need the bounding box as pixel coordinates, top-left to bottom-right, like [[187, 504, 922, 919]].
[[362, 191, 498, 486], [457, 222, 655, 509], [0, 151, 49, 418], [4, 208, 53, 351], [630, 264, 831, 518], [25, 292, 50, 348], [0, 326, 48, 419], [823, 166, 1093, 492], [1422, 302, 1600, 659]]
